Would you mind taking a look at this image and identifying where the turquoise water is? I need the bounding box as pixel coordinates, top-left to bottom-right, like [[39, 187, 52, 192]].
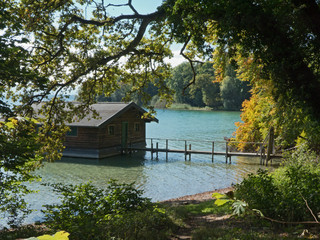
[[20, 109, 267, 224]]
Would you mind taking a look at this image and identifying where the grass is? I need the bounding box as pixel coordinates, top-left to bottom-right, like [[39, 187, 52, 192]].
[[1, 200, 319, 239], [161, 200, 319, 240], [164, 200, 232, 219], [0, 224, 53, 240]]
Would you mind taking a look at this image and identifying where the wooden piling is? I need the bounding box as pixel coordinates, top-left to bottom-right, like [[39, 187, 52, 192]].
[[225, 142, 228, 163], [151, 141, 153, 160], [266, 127, 274, 165], [166, 139, 168, 161], [189, 144, 191, 161], [212, 142, 214, 162], [156, 142, 159, 159], [184, 140, 187, 161]]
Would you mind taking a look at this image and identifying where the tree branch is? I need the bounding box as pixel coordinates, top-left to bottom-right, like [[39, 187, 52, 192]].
[[180, 36, 202, 94], [30, 6, 166, 108], [71, 9, 164, 26], [301, 194, 319, 223]]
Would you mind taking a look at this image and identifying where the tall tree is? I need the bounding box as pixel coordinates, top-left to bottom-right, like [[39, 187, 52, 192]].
[[2, 0, 320, 225], [0, 0, 47, 226], [10, 0, 319, 121]]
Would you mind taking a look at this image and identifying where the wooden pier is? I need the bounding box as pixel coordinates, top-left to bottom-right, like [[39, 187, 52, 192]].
[[127, 135, 281, 165]]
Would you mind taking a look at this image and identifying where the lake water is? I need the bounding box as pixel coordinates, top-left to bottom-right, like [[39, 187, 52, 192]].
[[19, 109, 268, 225]]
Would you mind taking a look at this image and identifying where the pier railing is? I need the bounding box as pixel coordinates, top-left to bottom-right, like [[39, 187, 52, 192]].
[[127, 137, 280, 165]]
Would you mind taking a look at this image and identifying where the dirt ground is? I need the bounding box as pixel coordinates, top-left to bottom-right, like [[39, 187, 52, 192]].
[[161, 186, 234, 205], [161, 187, 234, 240]]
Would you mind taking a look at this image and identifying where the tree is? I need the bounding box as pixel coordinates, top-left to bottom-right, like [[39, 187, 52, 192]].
[[0, 118, 43, 227], [220, 76, 247, 110], [166, 62, 223, 109], [12, 0, 320, 121], [4, 0, 318, 151], [2, 0, 320, 226], [219, 63, 251, 111], [163, 0, 320, 122], [0, 1, 47, 226]]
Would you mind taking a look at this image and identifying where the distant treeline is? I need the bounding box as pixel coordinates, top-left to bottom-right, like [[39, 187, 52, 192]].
[[97, 61, 251, 111]]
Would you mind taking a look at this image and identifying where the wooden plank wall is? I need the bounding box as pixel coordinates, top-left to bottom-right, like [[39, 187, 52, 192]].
[[99, 107, 146, 148], [64, 107, 146, 150]]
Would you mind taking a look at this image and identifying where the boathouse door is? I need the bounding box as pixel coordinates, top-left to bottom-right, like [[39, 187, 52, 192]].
[[121, 122, 128, 149]]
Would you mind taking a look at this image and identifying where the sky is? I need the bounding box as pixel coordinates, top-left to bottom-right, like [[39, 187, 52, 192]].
[[102, 0, 186, 67], [105, 0, 163, 15]]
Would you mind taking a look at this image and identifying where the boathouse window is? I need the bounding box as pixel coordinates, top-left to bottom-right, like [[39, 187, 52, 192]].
[[67, 126, 78, 137], [108, 125, 115, 135], [134, 123, 140, 132]]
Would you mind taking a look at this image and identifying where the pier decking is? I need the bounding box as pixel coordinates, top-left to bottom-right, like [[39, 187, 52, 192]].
[[127, 137, 282, 165]]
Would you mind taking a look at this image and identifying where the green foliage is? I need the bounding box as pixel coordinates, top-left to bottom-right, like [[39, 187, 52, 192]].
[[164, 0, 320, 122], [191, 227, 304, 240], [0, 224, 53, 240], [167, 200, 232, 221], [212, 192, 232, 206], [25, 231, 69, 240], [42, 181, 173, 240], [235, 147, 320, 222], [220, 76, 251, 111], [0, 118, 43, 227], [166, 61, 250, 110], [212, 192, 253, 217]]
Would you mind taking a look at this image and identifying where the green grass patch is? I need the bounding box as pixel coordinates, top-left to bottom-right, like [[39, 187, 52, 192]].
[[175, 200, 232, 217], [192, 227, 307, 240], [0, 224, 53, 240], [161, 200, 232, 222]]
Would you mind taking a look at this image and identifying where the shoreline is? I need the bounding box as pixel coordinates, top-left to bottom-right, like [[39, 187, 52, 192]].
[[160, 186, 234, 205]]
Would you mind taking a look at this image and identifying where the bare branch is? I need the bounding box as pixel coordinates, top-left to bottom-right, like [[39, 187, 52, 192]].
[[180, 36, 196, 94], [301, 194, 319, 223], [104, 0, 139, 15], [128, 0, 139, 15], [71, 8, 164, 26], [105, 3, 128, 9], [30, 7, 165, 106], [180, 36, 205, 94], [261, 215, 319, 225]]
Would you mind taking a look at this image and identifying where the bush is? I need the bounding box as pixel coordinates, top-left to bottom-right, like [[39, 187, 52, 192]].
[[235, 146, 320, 222], [234, 169, 280, 218], [42, 181, 173, 240]]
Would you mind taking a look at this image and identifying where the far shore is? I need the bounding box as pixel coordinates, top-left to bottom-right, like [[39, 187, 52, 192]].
[[153, 103, 241, 112]]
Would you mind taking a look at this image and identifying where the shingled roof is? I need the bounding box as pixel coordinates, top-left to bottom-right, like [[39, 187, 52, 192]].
[[32, 102, 158, 127], [69, 102, 158, 127]]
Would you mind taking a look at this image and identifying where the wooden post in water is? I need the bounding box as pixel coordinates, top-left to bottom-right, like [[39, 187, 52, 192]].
[[189, 144, 191, 161], [266, 127, 274, 165], [184, 140, 187, 161], [156, 142, 159, 159], [212, 142, 214, 162], [225, 142, 228, 163], [151, 139, 153, 160], [259, 143, 263, 165], [166, 139, 168, 161]]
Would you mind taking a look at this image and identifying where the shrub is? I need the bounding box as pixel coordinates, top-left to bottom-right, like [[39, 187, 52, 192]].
[[235, 146, 320, 222], [42, 181, 173, 240], [234, 169, 279, 218]]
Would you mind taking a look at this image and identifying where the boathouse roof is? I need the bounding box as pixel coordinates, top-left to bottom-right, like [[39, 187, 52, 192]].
[[68, 102, 158, 127], [31, 101, 158, 127]]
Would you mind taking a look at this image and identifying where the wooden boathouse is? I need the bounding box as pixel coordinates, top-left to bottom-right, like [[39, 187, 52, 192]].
[[62, 102, 158, 158]]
